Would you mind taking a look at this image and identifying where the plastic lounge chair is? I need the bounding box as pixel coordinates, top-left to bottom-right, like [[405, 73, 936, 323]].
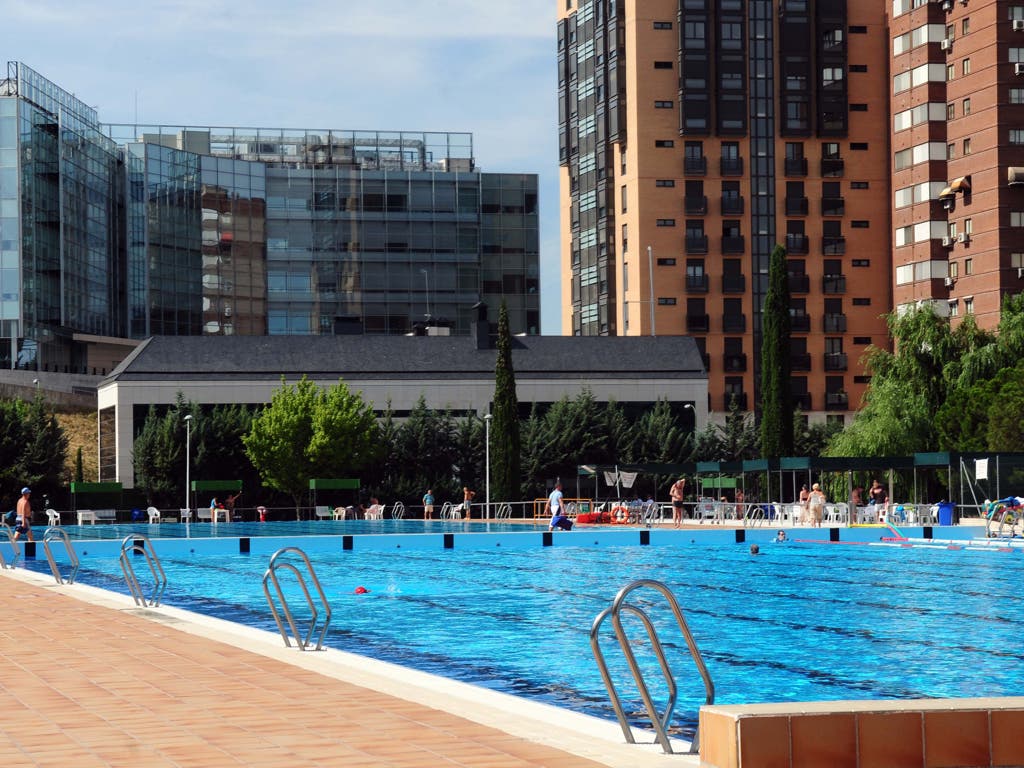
[[313, 505, 331, 520], [45, 508, 60, 526], [146, 506, 161, 524]]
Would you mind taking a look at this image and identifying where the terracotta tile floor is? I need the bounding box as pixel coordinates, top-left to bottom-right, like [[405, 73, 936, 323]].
[[0, 575, 616, 767]]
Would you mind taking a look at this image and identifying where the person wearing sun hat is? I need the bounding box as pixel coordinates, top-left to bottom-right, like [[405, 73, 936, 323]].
[[13, 487, 33, 542]]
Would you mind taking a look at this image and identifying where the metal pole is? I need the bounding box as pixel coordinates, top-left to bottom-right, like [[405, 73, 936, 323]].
[[184, 414, 193, 535], [647, 246, 655, 336], [421, 268, 431, 323], [484, 413, 492, 520]]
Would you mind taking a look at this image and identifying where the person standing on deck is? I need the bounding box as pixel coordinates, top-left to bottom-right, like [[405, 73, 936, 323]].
[[670, 476, 687, 528]]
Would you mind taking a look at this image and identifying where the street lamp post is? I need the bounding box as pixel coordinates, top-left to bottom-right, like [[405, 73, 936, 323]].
[[420, 268, 431, 324], [484, 413, 492, 520], [184, 415, 193, 525]]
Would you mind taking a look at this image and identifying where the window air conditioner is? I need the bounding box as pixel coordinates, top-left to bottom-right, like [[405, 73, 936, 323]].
[[941, 0, 952, 10], [957, 232, 969, 243], [944, 277, 955, 288], [940, 38, 952, 51], [1015, 19, 1024, 31], [1017, 267, 1024, 279], [942, 236, 954, 247], [1016, 62, 1024, 76]]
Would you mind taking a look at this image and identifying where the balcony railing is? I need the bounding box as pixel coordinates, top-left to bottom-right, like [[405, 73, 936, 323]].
[[821, 157, 845, 177], [790, 314, 811, 332], [786, 234, 809, 254], [825, 391, 849, 410], [722, 235, 745, 254], [687, 313, 710, 332], [823, 313, 847, 332], [684, 156, 707, 175], [722, 313, 747, 333], [785, 197, 809, 216], [821, 197, 845, 216], [721, 196, 745, 215], [790, 352, 812, 371], [788, 274, 811, 293], [685, 195, 708, 214], [824, 352, 848, 371], [784, 157, 808, 176], [822, 275, 847, 294], [722, 274, 746, 293], [822, 237, 846, 255], [724, 353, 748, 372], [792, 392, 812, 410], [686, 235, 709, 254], [686, 274, 709, 292], [720, 157, 744, 176], [724, 391, 749, 410]]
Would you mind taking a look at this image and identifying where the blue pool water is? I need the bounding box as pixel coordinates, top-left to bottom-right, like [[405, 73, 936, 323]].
[[35, 537, 1024, 736]]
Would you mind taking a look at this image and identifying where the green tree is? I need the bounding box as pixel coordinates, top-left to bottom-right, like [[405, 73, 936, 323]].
[[132, 397, 196, 508], [759, 243, 793, 457], [986, 373, 1024, 451], [389, 397, 456, 502], [720, 396, 759, 461], [75, 447, 84, 483], [0, 399, 27, 495], [192, 403, 257, 492], [18, 393, 70, 500], [244, 377, 379, 512], [491, 301, 521, 503]]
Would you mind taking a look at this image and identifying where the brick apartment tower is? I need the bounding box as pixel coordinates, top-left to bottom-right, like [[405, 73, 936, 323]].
[[558, 0, 892, 423], [890, 0, 1024, 327]]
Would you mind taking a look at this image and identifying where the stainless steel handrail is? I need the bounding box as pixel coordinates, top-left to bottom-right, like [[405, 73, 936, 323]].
[[590, 579, 714, 755], [262, 546, 332, 651], [1, 522, 20, 569], [118, 534, 167, 607], [42, 526, 80, 585], [495, 502, 512, 519]]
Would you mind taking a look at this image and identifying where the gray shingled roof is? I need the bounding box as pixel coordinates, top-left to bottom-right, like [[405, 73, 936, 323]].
[[104, 334, 706, 382]]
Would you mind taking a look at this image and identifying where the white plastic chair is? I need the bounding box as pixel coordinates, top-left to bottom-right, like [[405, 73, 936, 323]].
[[313, 505, 331, 520], [146, 506, 161, 524], [45, 508, 60, 526]]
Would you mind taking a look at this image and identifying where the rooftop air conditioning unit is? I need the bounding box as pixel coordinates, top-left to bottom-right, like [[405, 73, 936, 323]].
[[1015, 19, 1024, 31], [957, 232, 969, 243], [942, 236, 954, 247], [1016, 62, 1024, 75], [940, 38, 952, 50], [944, 276, 955, 288]]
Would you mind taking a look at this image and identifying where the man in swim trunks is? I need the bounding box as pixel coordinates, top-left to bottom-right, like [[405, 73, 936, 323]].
[[548, 482, 572, 531], [13, 487, 33, 542], [670, 476, 687, 527]]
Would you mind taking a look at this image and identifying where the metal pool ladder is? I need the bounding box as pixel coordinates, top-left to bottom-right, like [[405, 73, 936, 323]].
[[1, 522, 20, 569], [119, 534, 167, 607], [262, 546, 332, 651], [590, 579, 715, 755], [42, 526, 80, 585]]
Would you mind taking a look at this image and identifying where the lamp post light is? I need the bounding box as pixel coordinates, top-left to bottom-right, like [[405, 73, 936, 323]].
[[420, 268, 431, 324], [183, 415, 193, 523], [484, 413, 492, 520]]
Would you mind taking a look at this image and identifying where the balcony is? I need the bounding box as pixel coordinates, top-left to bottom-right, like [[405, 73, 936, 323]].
[[720, 157, 744, 176], [722, 274, 746, 293], [686, 235, 709, 254], [722, 313, 747, 333], [790, 314, 811, 332], [821, 157, 845, 177], [788, 274, 811, 293], [721, 196, 745, 215], [687, 313, 710, 332], [822, 237, 846, 255], [822, 275, 847, 294], [824, 352, 848, 371], [825, 391, 849, 410], [784, 157, 808, 176], [821, 196, 845, 216], [790, 352, 812, 371], [786, 234, 809, 254], [686, 274, 710, 292], [724, 353, 748, 372], [792, 392, 812, 410], [722, 235, 745, 254], [823, 313, 847, 332], [684, 156, 707, 175], [685, 195, 708, 215], [724, 391, 749, 410], [785, 197, 809, 216]]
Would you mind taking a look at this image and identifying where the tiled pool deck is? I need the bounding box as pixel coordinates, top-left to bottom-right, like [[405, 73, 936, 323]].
[[0, 567, 689, 768]]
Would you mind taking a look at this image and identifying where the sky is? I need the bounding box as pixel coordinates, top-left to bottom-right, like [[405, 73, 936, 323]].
[[0, 0, 563, 333]]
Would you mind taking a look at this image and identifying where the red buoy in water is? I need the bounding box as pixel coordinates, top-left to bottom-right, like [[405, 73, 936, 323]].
[[354, 586, 369, 594]]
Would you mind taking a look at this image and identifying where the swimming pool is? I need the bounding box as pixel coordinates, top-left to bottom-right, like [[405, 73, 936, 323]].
[[32, 534, 1024, 738]]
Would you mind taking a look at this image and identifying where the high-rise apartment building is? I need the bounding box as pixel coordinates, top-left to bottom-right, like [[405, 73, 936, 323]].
[[558, 1, 892, 421], [0, 62, 540, 373]]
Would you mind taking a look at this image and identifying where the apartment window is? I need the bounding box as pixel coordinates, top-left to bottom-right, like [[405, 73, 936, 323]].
[[1011, 7, 1024, 20], [947, 102, 955, 120], [852, 298, 871, 306], [850, 64, 867, 73], [962, 17, 970, 34], [655, 139, 675, 147], [949, 301, 959, 318], [963, 138, 971, 155], [657, 297, 677, 305], [655, 179, 675, 187], [965, 218, 973, 235], [1010, 48, 1024, 63], [621, 223, 628, 253], [849, 25, 867, 33], [853, 337, 872, 344], [852, 259, 870, 267], [962, 58, 971, 76], [950, 261, 959, 278], [685, 20, 707, 48], [1012, 252, 1024, 268], [947, 143, 956, 160], [851, 220, 870, 228], [653, 20, 673, 29], [656, 219, 676, 227], [964, 297, 974, 314], [1013, 89, 1024, 104], [1012, 211, 1024, 227], [965, 258, 973, 274], [654, 61, 673, 69], [657, 257, 677, 266], [963, 97, 971, 115], [946, 24, 955, 39], [621, 186, 627, 213], [850, 181, 869, 189], [654, 100, 674, 108], [850, 103, 868, 112], [1012, 129, 1024, 145], [850, 142, 868, 150], [946, 63, 955, 81]]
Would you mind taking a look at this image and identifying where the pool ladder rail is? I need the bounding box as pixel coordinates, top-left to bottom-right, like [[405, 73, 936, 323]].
[[42, 526, 80, 585], [119, 534, 168, 607], [263, 546, 332, 651], [1, 522, 20, 569], [590, 579, 715, 755]]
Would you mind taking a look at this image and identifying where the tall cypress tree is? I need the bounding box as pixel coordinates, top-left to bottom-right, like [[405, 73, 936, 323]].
[[759, 243, 794, 458], [491, 301, 521, 502]]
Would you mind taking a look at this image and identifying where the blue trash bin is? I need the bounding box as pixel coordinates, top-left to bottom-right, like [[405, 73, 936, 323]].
[[937, 501, 955, 526]]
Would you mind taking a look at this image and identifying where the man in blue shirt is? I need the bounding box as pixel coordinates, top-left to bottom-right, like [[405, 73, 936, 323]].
[[548, 482, 572, 531]]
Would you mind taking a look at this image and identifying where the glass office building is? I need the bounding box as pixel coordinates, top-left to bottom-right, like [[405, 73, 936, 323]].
[[0, 62, 540, 371]]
